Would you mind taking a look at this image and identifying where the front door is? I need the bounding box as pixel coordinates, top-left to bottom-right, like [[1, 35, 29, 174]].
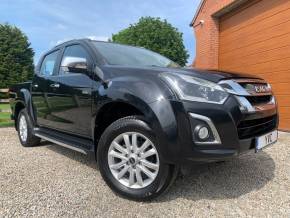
[[51, 44, 93, 138]]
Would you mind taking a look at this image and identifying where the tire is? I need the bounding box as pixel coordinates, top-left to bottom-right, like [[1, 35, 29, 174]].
[[97, 116, 177, 201], [17, 108, 41, 147]]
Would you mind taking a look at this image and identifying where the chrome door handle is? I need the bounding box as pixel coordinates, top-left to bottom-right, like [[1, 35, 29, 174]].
[[50, 83, 60, 88]]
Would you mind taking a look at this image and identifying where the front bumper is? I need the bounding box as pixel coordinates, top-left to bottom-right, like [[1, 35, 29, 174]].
[[158, 95, 278, 164]]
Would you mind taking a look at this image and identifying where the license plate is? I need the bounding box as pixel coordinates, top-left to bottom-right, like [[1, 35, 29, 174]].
[[255, 130, 278, 152]]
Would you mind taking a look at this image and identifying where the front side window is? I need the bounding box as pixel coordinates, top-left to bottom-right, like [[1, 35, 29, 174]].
[[40, 50, 59, 76], [60, 45, 89, 74]]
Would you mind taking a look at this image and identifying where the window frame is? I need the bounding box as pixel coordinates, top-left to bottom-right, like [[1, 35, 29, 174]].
[[38, 49, 61, 77]]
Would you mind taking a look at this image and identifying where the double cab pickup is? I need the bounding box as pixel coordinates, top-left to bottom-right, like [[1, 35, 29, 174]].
[[9, 39, 278, 201]]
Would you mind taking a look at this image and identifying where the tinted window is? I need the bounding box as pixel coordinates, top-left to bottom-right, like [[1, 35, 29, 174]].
[[93, 42, 179, 68], [60, 45, 89, 74], [40, 50, 59, 76]]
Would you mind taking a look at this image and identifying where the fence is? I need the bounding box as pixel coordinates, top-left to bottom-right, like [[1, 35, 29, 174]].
[[0, 89, 10, 112]]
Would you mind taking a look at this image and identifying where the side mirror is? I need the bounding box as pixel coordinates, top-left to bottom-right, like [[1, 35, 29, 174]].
[[61, 57, 88, 74]]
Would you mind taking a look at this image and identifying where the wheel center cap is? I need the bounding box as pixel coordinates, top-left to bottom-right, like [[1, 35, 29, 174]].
[[129, 157, 136, 165]]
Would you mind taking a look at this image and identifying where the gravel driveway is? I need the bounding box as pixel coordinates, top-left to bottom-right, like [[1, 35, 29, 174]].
[[0, 127, 289, 217]]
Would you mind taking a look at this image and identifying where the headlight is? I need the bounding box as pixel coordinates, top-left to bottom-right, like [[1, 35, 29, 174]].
[[161, 73, 229, 104]]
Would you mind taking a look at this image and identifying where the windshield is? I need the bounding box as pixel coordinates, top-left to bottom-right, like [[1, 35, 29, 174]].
[[93, 41, 179, 68]]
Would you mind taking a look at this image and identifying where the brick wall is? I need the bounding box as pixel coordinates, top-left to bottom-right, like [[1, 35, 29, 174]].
[[193, 0, 235, 69]]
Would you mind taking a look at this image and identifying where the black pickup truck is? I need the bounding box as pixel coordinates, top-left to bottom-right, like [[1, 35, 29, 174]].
[[9, 39, 278, 201]]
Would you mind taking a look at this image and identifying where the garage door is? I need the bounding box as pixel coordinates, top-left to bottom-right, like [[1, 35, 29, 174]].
[[219, 0, 290, 131]]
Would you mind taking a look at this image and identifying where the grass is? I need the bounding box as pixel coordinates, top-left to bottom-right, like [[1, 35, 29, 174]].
[[0, 112, 10, 119], [0, 103, 10, 110], [0, 103, 13, 127], [0, 121, 13, 127]]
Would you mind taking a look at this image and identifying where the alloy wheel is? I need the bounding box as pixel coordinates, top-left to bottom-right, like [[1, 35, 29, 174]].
[[108, 132, 160, 189], [19, 115, 28, 142]]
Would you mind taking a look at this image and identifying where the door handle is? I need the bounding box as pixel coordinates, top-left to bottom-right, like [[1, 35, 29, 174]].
[[33, 84, 38, 88], [50, 83, 60, 88]]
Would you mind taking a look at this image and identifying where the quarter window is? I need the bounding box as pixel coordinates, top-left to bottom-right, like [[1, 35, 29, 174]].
[[40, 50, 59, 76]]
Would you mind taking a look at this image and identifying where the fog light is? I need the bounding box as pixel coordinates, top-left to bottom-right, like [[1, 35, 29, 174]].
[[197, 126, 209, 140]]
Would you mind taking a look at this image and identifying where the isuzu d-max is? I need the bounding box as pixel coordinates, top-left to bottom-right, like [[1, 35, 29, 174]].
[[9, 39, 278, 201]]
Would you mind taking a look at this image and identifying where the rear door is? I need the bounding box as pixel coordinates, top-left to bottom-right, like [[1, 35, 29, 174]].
[[31, 49, 61, 128], [51, 44, 94, 138]]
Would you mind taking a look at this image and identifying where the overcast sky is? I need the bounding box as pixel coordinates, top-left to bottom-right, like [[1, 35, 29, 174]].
[[0, 0, 201, 64]]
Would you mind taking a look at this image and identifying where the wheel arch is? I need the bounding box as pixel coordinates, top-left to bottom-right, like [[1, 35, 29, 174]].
[[13, 88, 36, 129], [14, 100, 25, 129], [92, 92, 179, 164], [92, 97, 160, 144], [20, 88, 36, 124]]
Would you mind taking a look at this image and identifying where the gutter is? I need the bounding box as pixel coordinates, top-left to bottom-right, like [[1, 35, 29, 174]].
[[189, 0, 205, 27], [190, 0, 253, 27]]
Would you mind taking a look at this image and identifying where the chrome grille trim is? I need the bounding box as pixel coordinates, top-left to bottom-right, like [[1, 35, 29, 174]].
[[232, 78, 266, 84], [219, 79, 275, 114], [219, 79, 272, 96], [219, 80, 249, 96], [235, 96, 255, 113]]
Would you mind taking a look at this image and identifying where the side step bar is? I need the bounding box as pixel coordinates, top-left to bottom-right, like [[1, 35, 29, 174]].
[[34, 128, 94, 155]]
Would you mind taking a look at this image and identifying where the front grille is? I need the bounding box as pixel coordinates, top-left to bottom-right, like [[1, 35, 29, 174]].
[[239, 82, 267, 90], [245, 95, 271, 105], [238, 82, 271, 95], [237, 115, 277, 139], [220, 78, 277, 139]]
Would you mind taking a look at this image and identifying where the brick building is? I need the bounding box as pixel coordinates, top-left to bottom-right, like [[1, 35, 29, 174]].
[[191, 0, 290, 130]]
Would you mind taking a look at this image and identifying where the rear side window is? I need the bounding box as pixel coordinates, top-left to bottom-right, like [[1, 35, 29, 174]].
[[60, 45, 89, 74], [40, 50, 59, 76]]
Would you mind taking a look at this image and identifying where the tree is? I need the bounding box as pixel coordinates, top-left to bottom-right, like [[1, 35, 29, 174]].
[[0, 24, 34, 88], [112, 17, 189, 66]]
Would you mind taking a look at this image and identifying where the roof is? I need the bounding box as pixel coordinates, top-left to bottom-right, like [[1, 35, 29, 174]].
[[53, 38, 92, 49]]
